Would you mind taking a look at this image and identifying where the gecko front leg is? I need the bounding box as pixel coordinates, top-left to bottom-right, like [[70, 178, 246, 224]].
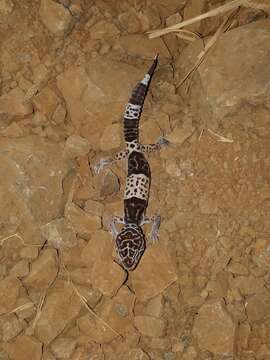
[[140, 136, 170, 153], [141, 215, 161, 243], [94, 150, 129, 174], [109, 215, 125, 239]]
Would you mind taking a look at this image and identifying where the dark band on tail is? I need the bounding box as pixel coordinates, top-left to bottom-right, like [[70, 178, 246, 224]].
[[123, 55, 158, 143]]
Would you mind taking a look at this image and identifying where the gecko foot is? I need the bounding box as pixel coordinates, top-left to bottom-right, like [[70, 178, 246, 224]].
[[156, 136, 170, 148], [94, 158, 112, 174], [148, 215, 161, 243]]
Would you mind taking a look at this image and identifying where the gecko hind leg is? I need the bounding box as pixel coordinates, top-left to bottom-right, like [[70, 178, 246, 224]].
[[109, 215, 125, 239], [141, 215, 161, 243]]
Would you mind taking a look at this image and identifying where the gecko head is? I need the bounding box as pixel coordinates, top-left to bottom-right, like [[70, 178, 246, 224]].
[[115, 224, 146, 271]]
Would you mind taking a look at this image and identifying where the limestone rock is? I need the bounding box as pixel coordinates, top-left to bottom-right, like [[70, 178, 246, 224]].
[[41, 218, 77, 249], [167, 125, 194, 145], [252, 238, 270, 270], [23, 249, 58, 290], [91, 257, 127, 297], [32, 87, 59, 118], [78, 286, 134, 343], [183, 0, 207, 33], [4, 335, 42, 360], [120, 35, 171, 59], [0, 314, 24, 341], [81, 230, 112, 268], [0, 0, 14, 15], [193, 300, 236, 355], [39, 0, 74, 36], [20, 246, 39, 260], [0, 88, 33, 119], [0, 136, 72, 245], [84, 199, 103, 217], [176, 20, 270, 126], [90, 20, 120, 39], [35, 280, 82, 344], [134, 315, 166, 337], [50, 337, 76, 359], [65, 202, 101, 239], [98, 169, 120, 198], [64, 134, 91, 159], [0, 276, 21, 315], [245, 289, 270, 321], [10, 259, 29, 278], [131, 244, 178, 301], [57, 60, 142, 141], [100, 123, 121, 151], [124, 349, 150, 360], [199, 193, 218, 214]]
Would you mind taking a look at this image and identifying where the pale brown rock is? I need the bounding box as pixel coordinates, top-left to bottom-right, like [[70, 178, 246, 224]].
[[183, 0, 207, 32], [0, 88, 33, 118], [131, 244, 178, 301], [77, 314, 117, 344], [20, 246, 39, 260], [50, 337, 76, 359], [245, 290, 270, 321], [167, 125, 194, 145], [78, 286, 134, 343], [35, 280, 82, 344], [57, 60, 142, 139], [199, 193, 218, 214], [120, 35, 171, 59], [90, 20, 120, 39], [0, 0, 14, 15], [41, 218, 77, 249], [81, 230, 112, 268], [193, 300, 236, 355], [100, 123, 121, 151], [4, 335, 42, 360], [64, 134, 91, 159], [252, 238, 270, 270], [227, 262, 249, 275], [98, 169, 120, 198], [23, 249, 58, 290], [10, 259, 29, 278], [176, 20, 270, 126], [0, 314, 24, 341], [39, 0, 74, 36], [0, 276, 21, 315], [33, 87, 59, 118], [166, 12, 183, 26], [145, 294, 164, 317], [134, 315, 166, 337], [0, 136, 72, 245], [84, 199, 103, 217], [65, 202, 101, 239], [91, 258, 126, 297], [52, 103, 66, 124], [124, 348, 150, 360]]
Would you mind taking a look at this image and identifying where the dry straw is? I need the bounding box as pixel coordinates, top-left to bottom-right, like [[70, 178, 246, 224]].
[[148, 0, 263, 39]]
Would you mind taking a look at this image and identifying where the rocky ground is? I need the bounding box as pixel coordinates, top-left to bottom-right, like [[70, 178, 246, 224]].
[[0, 0, 270, 359]]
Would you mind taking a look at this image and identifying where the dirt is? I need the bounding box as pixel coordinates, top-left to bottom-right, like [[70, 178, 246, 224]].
[[0, 0, 270, 359]]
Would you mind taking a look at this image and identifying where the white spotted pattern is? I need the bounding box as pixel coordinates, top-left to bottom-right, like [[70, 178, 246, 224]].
[[141, 73, 150, 86], [124, 174, 150, 200], [124, 103, 141, 119]]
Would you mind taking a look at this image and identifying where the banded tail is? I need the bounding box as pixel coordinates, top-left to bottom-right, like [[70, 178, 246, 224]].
[[123, 55, 158, 143]]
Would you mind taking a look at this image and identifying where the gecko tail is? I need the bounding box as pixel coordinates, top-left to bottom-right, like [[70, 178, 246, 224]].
[[123, 55, 159, 144]]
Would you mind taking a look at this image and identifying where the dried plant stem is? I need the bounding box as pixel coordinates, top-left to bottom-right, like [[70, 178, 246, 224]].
[[148, 0, 246, 39]]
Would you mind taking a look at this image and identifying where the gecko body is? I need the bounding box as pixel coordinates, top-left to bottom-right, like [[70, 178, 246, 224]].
[[95, 56, 168, 271]]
